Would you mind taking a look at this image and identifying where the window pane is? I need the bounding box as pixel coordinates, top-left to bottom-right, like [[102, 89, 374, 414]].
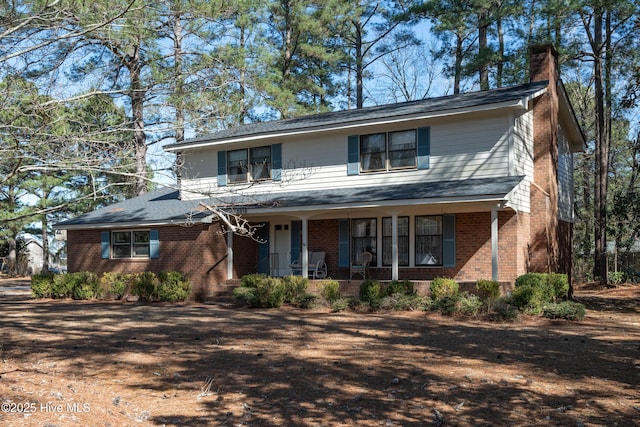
[[415, 216, 443, 266], [250, 146, 271, 180], [361, 134, 386, 171], [134, 231, 150, 244], [352, 218, 377, 267], [228, 149, 248, 183], [416, 216, 442, 234], [133, 244, 150, 257], [389, 130, 416, 168], [113, 231, 131, 244], [112, 245, 131, 258]]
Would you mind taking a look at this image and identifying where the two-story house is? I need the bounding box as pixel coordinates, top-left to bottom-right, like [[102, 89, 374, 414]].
[[55, 45, 585, 299]]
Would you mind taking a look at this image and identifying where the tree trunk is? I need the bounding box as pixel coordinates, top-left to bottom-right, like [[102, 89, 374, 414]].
[[130, 41, 147, 197], [591, 7, 608, 284], [478, 8, 489, 91], [41, 213, 49, 273]]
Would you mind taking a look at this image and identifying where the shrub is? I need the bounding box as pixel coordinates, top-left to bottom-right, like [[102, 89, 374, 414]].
[[296, 293, 318, 309], [476, 280, 501, 301], [70, 272, 101, 300], [232, 286, 256, 306], [330, 297, 351, 312], [430, 277, 459, 302], [31, 273, 55, 298], [51, 273, 75, 298], [542, 301, 586, 321], [359, 280, 381, 304], [320, 279, 341, 302], [548, 273, 569, 300], [100, 272, 131, 299], [157, 271, 191, 302], [384, 280, 415, 296], [608, 271, 625, 285], [491, 297, 521, 321], [251, 276, 285, 308], [457, 293, 483, 317], [379, 294, 430, 311], [515, 272, 546, 288], [282, 275, 309, 304], [240, 273, 266, 288], [131, 272, 160, 301]]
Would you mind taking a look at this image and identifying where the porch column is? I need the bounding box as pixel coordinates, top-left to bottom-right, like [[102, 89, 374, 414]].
[[392, 213, 399, 281], [301, 217, 309, 278], [227, 230, 233, 280], [491, 207, 498, 281]]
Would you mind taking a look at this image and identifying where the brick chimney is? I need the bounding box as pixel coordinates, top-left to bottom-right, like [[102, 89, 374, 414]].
[[528, 44, 563, 275]]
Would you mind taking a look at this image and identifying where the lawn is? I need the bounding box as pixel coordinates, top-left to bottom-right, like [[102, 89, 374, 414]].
[[0, 278, 638, 426]]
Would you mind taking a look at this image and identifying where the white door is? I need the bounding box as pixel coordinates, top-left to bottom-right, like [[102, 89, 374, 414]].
[[272, 224, 290, 276]]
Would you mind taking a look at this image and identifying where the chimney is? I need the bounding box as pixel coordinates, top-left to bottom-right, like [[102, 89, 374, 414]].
[[529, 44, 559, 85]]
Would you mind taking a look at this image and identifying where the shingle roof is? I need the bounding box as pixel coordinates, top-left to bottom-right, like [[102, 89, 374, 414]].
[[55, 176, 525, 228], [165, 81, 549, 150]]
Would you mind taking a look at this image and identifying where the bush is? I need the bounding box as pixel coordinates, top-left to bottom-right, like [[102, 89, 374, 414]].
[[320, 279, 341, 302], [282, 275, 309, 304], [131, 272, 160, 301], [476, 280, 501, 301], [457, 293, 483, 317], [430, 277, 459, 302], [232, 286, 256, 306], [491, 297, 521, 321], [548, 273, 569, 300], [157, 271, 191, 302], [359, 280, 381, 304], [235, 275, 285, 308], [379, 294, 430, 311], [70, 272, 101, 300], [240, 273, 266, 288], [384, 280, 415, 296], [542, 301, 586, 321], [51, 273, 75, 298], [100, 272, 131, 299], [296, 293, 318, 309], [31, 273, 55, 298], [330, 297, 351, 312], [608, 271, 625, 285]]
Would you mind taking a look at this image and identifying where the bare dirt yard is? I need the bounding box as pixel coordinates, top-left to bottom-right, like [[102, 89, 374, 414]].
[[0, 277, 638, 427]]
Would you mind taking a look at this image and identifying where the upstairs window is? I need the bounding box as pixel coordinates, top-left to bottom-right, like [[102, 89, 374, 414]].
[[228, 146, 272, 183], [360, 130, 417, 172]]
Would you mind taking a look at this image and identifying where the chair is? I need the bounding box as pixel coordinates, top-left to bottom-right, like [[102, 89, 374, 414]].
[[350, 251, 372, 280], [289, 251, 327, 279]]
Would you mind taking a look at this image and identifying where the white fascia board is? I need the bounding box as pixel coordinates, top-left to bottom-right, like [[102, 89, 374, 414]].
[[243, 195, 510, 215], [53, 216, 215, 231], [164, 97, 541, 153]]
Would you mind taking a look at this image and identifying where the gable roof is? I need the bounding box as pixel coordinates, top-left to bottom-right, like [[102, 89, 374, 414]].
[[55, 176, 525, 229], [164, 81, 550, 152]]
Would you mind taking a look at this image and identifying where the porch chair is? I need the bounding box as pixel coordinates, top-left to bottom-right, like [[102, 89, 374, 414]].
[[288, 251, 328, 279], [350, 251, 372, 280]]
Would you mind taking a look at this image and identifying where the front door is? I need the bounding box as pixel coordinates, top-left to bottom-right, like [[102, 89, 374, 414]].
[[272, 224, 290, 276]]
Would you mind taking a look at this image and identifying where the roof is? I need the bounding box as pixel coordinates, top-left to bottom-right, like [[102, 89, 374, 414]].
[[164, 81, 549, 152], [55, 176, 525, 229]]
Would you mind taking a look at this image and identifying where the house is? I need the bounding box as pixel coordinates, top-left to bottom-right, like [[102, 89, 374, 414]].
[[55, 45, 585, 299]]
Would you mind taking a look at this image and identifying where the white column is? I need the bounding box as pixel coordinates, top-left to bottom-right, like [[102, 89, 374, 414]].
[[301, 217, 309, 278], [392, 213, 399, 281], [227, 230, 233, 280], [491, 207, 499, 281]]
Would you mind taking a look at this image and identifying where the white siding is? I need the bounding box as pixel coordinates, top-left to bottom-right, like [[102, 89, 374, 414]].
[[508, 109, 534, 212], [179, 109, 526, 201]]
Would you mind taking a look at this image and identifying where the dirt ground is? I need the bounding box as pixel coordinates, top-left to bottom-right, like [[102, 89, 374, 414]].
[[0, 278, 638, 427]]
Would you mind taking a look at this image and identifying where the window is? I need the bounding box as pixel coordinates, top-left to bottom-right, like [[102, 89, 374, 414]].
[[351, 218, 377, 267], [383, 217, 409, 266], [112, 230, 150, 259], [360, 130, 417, 172], [228, 146, 271, 183], [415, 216, 442, 266]]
